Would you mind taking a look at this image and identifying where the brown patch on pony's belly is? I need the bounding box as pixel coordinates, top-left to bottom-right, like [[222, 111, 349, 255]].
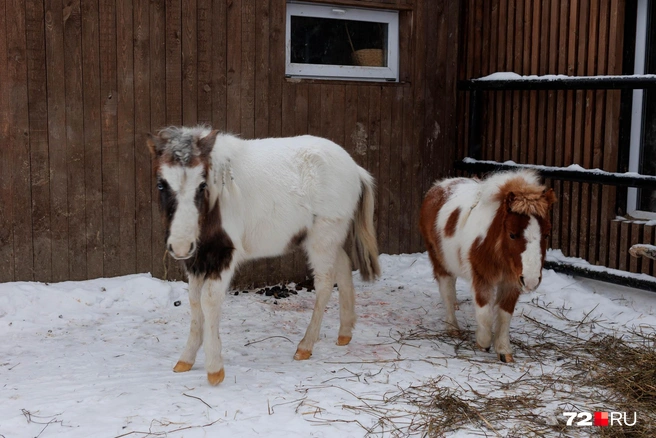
[[285, 228, 308, 253], [419, 185, 451, 279]]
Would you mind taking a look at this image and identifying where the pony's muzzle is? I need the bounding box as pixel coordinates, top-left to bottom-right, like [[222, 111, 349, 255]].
[[520, 275, 541, 292], [168, 241, 196, 260]]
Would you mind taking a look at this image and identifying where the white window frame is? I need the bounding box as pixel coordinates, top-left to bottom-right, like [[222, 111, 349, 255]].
[[627, 0, 656, 219], [285, 2, 399, 82]]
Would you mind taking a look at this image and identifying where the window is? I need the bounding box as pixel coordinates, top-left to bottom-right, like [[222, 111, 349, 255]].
[[628, 0, 656, 219], [285, 2, 399, 82]]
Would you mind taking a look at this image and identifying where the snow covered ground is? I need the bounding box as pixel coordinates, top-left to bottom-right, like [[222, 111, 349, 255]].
[[1, 253, 655, 437]]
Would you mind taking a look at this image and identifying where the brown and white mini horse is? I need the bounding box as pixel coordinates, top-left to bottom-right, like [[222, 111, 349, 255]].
[[147, 126, 380, 385], [420, 170, 556, 363]]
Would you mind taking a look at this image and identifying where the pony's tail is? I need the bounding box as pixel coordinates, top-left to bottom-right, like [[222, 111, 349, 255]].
[[349, 168, 381, 282]]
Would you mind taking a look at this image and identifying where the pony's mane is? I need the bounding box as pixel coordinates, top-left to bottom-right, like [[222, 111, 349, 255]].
[[482, 170, 553, 218], [157, 125, 213, 165]]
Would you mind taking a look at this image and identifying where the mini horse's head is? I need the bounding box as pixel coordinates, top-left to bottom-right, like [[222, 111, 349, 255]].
[[147, 127, 219, 260], [498, 185, 557, 292]]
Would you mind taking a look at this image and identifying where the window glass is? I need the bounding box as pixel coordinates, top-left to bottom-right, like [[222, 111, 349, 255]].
[[285, 2, 399, 81], [290, 17, 388, 67]]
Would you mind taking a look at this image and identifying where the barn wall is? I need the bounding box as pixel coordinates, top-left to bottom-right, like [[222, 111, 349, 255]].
[[0, 0, 460, 285], [457, 0, 654, 275]]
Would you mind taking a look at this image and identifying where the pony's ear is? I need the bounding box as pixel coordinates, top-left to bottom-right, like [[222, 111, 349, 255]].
[[146, 133, 164, 157], [198, 130, 219, 157], [543, 188, 557, 207], [505, 192, 516, 212]]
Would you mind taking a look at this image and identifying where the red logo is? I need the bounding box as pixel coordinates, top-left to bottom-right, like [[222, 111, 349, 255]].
[[594, 412, 609, 427]]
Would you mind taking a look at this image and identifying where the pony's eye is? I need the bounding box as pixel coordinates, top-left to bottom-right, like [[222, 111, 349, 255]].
[[509, 233, 517, 240], [157, 182, 164, 191], [199, 182, 207, 191]]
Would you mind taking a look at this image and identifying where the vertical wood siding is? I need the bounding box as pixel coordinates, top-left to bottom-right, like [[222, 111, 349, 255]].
[[459, 0, 653, 276], [0, 0, 460, 285]]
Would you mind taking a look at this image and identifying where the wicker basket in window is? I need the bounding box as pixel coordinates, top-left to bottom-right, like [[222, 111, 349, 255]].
[[352, 48, 384, 67], [345, 23, 384, 67]]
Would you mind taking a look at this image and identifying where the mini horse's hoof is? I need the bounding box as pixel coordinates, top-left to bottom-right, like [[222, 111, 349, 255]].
[[294, 349, 312, 360], [476, 343, 491, 353], [173, 361, 193, 373], [498, 353, 514, 363], [336, 336, 352, 346], [446, 328, 461, 337], [207, 369, 225, 386]]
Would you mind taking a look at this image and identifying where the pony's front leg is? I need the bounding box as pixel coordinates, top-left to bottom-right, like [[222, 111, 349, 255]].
[[472, 279, 494, 352], [201, 267, 235, 385], [494, 283, 521, 363], [174, 274, 205, 372]]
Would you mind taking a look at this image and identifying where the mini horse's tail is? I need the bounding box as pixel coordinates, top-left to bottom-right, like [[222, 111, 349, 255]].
[[349, 168, 381, 282]]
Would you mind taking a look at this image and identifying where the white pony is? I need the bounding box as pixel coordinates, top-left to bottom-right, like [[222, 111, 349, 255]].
[[147, 126, 380, 385]]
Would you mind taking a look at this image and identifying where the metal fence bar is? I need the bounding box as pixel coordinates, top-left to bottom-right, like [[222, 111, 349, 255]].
[[453, 159, 656, 189], [544, 261, 656, 292], [458, 75, 656, 91]]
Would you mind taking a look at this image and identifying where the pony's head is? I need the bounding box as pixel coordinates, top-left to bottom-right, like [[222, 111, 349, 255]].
[[495, 173, 557, 292], [147, 127, 219, 260]]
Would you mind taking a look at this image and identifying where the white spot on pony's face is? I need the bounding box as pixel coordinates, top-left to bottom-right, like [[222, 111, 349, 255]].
[[519, 216, 543, 292], [161, 164, 206, 260]]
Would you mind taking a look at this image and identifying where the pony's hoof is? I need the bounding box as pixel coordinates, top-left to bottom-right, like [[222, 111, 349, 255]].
[[498, 353, 514, 363], [336, 336, 352, 346], [446, 328, 461, 337], [207, 369, 225, 386], [476, 343, 491, 353], [173, 361, 193, 372], [294, 349, 312, 360]]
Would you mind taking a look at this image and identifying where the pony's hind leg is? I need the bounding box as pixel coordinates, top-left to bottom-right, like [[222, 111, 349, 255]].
[[437, 276, 460, 335], [295, 218, 349, 360], [335, 247, 355, 346], [422, 232, 459, 334], [174, 274, 205, 372]]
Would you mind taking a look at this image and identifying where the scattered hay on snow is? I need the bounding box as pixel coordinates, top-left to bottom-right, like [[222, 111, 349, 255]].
[[334, 299, 656, 437]]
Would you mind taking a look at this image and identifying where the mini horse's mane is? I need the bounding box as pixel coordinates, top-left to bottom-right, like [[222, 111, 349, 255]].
[[157, 125, 213, 165], [484, 170, 554, 218]]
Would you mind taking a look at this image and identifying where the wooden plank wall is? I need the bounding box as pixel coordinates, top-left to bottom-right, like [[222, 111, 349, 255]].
[[0, 0, 460, 285], [458, 0, 653, 276]]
